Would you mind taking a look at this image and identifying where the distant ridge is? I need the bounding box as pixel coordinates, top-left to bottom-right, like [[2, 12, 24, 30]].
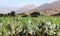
[[35, 0, 60, 15], [15, 4, 37, 14], [0, 0, 60, 16], [21, 0, 60, 15]]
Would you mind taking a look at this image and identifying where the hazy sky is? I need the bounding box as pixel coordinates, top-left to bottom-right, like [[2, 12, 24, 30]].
[[0, 0, 57, 7]]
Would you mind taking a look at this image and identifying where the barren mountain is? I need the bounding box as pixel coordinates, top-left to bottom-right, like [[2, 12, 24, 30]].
[[0, 4, 36, 14], [16, 4, 36, 14], [0, 0, 60, 15], [24, 0, 60, 15], [35, 0, 60, 15]]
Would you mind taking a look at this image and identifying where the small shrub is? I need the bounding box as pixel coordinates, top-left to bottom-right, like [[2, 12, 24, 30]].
[[30, 12, 40, 17]]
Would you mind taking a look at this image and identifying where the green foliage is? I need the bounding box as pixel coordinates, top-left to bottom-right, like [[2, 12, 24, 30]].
[[22, 14, 28, 17], [0, 16, 60, 36], [0, 14, 4, 16], [30, 12, 40, 17], [10, 11, 15, 16]]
